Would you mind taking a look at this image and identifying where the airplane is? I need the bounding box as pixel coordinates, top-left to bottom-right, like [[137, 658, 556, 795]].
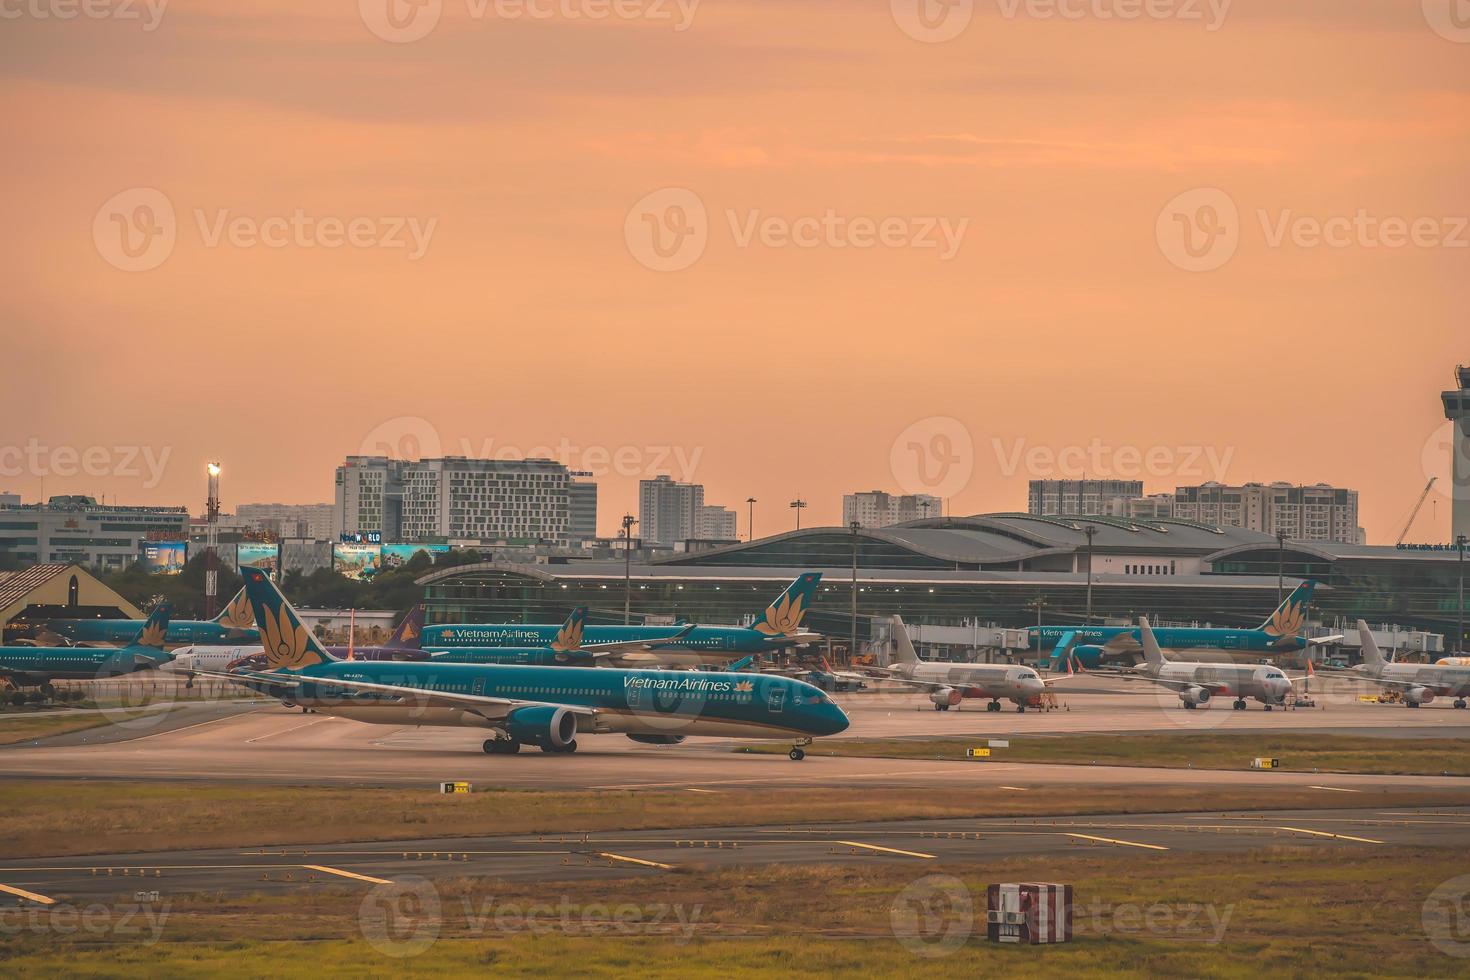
[[1033, 581, 1338, 668], [868, 615, 1075, 713], [426, 607, 705, 669], [165, 604, 431, 679], [30, 587, 260, 647], [1113, 616, 1299, 711], [207, 568, 849, 760], [1325, 621, 1470, 709], [0, 603, 174, 693], [420, 573, 825, 658], [756, 656, 870, 692]]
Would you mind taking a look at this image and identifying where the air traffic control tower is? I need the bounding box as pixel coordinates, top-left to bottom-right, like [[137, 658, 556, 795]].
[[1443, 364, 1470, 542]]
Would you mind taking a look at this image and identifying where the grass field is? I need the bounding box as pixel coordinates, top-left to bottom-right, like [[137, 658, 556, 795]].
[[743, 733, 1470, 776], [0, 712, 138, 746], [5, 780, 1470, 859], [1, 847, 1467, 976]]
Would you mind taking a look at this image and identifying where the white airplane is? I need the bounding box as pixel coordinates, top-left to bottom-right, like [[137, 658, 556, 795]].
[[1119, 616, 1298, 711], [1330, 621, 1470, 709], [870, 616, 1070, 712]]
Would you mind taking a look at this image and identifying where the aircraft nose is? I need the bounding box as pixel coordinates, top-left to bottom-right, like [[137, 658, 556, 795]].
[[819, 702, 850, 736]]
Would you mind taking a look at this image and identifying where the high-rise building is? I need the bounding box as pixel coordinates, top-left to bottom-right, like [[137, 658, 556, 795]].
[[1027, 480, 1144, 517], [1106, 493, 1175, 521], [1172, 482, 1362, 544], [0, 495, 190, 572], [334, 456, 572, 544], [843, 491, 941, 528], [237, 503, 335, 540], [696, 505, 738, 540], [568, 473, 598, 543], [0, 492, 19, 507], [1443, 364, 1470, 543], [638, 475, 705, 546]]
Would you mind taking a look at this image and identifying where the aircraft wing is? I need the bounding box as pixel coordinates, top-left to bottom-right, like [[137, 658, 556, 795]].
[[1306, 635, 1344, 646], [572, 624, 697, 658], [201, 667, 601, 720], [762, 631, 823, 647], [1105, 671, 1232, 695]]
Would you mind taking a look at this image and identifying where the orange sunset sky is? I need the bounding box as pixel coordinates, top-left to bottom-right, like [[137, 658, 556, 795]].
[[2, 0, 1467, 542]]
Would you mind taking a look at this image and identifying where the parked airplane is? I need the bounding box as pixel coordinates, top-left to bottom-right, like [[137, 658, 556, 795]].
[[1330, 621, 1470, 709], [427, 606, 703, 669], [211, 568, 849, 759], [1034, 581, 1335, 668], [869, 615, 1077, 712], [166, 605, 430, 678], [1117, 616, 1298, 711], [420, 573, 824, 657], [0, 604, 173, 692], [34, 587, 259, 647]]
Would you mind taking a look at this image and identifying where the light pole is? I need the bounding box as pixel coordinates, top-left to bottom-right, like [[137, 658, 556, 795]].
[[621, 513, 637, 625], [1083, 524, 1097, 626], [1029, 593, 1048, 663], [746, 497, 757, 541], [790, 498, 807, 531], [1458, 534, 1467, 654], [1276, 529, 1288, 604], [205, 462, 221, 619], [849, 520, 860, 661]]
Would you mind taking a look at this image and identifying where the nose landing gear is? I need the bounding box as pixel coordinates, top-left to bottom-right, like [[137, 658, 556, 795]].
[[788, 737, 812, 761]]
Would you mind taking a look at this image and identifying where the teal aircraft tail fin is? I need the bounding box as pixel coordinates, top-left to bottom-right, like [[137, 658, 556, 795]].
[[386, 604, 424, 650], [1260, 580, 1315, 638], [212, 587, 256, 632], [549, 607, 588, 654], [890, 615, 919, 664], [127, 603, 172, 650], [1138, 617, 1166, 669], [1047, 630, 1079, 673], [728, 654, 756, 671], [751, 573, 822, 638], [239, 567, 338, 671]]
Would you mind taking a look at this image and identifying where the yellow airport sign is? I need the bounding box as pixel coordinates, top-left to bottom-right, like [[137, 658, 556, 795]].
[[966, 748, 992, 759], [1250, 758, 1280, 770], [440, 781, 472, 794]]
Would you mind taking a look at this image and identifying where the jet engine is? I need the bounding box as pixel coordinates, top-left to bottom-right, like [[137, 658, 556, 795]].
[[1404, 686, 1435, 707], [626, 733, 686, 745], [505, 704, 578, 750], [1178, 686, 1212, 707], [929, 688, 961, 710]]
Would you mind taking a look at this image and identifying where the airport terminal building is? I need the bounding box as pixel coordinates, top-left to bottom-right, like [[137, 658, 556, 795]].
[[416, 514, 1469, 650]]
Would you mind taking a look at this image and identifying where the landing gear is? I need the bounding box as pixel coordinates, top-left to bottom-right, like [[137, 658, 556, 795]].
[[933, 703, 949, 712], [39, 683, 55, 699], [539, 740, 578, 753], [1455, 699, 1467, 710], [987, 701, 1001, 712], [1182, 702, 1197, 710], [483, 737, 521, 755], [1407, 701, 1421, 709], [1015, 704, 1026, 713], [789, 748, 805, 761], [1263, 703, 1273, 712], [1233, 699, 1246, 711]]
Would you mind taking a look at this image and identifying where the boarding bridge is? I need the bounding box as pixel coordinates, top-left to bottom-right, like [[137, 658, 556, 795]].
[[868, 618, 1032, 666]]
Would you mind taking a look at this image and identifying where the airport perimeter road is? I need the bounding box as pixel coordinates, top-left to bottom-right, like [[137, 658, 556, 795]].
[[1, 806, 1466, 903], [1, 703, 1468, 792]]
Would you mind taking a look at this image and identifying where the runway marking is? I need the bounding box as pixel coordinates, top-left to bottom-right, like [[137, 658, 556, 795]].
[[1308, 785, 1360, 793], [1275, 827, 1383, 844], [302, 864, 393, 884], [123, 708, 264, 743], [998, 786, 1029, 791], [1063, 833, 1168, 851], [835, 841, 936, 859], [0, 883, 56, 905], [246, 718, 334, 743], [595, 852, 673, 870], [595, 766, 1022, 791], [685, 788, 719, 794]]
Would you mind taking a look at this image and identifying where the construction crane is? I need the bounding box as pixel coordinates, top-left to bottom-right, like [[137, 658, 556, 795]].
[[1396, 477, 1437, 545]]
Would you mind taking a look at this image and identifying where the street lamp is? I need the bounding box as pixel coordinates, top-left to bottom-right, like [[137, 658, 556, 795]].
[[1083, 525, 1097, 626], [849, 520, 861, 661], [620, 513, 637, 625], [1458, 534, 1467, 654], [790, 498, 807, 531], [1276, 529, 1288, 604], [205, 462, 221, 619], [746, 497, 757, 541]]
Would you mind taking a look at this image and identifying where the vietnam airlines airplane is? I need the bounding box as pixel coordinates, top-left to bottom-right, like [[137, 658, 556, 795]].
[[216, 569, 848, 759], [1032, 581, 1336, 668], [421, 573, 824, 658], [165, 605, 430, 678], [35, 587, 259, 647], [426, 606, 703, 669], [0, 604, 173, 692]]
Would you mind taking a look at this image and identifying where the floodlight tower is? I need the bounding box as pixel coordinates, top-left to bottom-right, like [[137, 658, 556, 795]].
[[1443, 365, 1470, 544], [205, 462, 221, 618]]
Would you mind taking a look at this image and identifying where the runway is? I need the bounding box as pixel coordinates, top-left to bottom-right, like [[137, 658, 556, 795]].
[[2, 806, 1466, 904], [1, 695, 1468, 792]]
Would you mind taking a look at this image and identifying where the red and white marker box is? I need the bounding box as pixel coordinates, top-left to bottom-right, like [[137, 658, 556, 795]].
[[986, 882, 1073, 944]]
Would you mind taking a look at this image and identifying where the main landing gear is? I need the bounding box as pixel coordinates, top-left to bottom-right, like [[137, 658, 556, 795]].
[[483, 737, 521, 755], [540, 740, 578, 754], [987, 701, 1002, 712], [1455, 699, 1467, 710]]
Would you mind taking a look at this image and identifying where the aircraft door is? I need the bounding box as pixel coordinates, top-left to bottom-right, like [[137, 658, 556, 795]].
[[767, 683, 786, 714]]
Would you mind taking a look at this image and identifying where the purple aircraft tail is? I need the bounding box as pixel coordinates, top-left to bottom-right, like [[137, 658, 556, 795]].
[[386, 604, 424, 650]]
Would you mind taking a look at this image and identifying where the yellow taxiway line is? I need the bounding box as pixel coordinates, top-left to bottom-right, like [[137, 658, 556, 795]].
[[302, 865, 393, 884], [835, 841, 936, 859], [1275, 827, 1383, 844], [0, 883, 56, 905], [595, 852, 674, 870], [1308, 785, 1360, 793], [1063, 833, 1169, 851]]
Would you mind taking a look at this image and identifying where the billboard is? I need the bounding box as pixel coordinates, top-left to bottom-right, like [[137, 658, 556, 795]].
[[236, 542, 280, 574], [333, 543, 382, 581], [140, 540, 187, 574], [380, 543, 450, 570]]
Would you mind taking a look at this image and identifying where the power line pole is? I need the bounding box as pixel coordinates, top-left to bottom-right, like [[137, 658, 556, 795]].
[[790, 498, 807, 531], [621, 513, 637, 625], [746, 497, 757, 541]]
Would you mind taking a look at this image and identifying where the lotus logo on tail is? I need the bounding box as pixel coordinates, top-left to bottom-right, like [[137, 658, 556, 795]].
[[551, 614, 584, 654], [755, 593, 808, 637], [1264, 601, 1307, 640], [218, 590, 254, 631], [138, 621, 167, 649], [261, 603, 320, 670]]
